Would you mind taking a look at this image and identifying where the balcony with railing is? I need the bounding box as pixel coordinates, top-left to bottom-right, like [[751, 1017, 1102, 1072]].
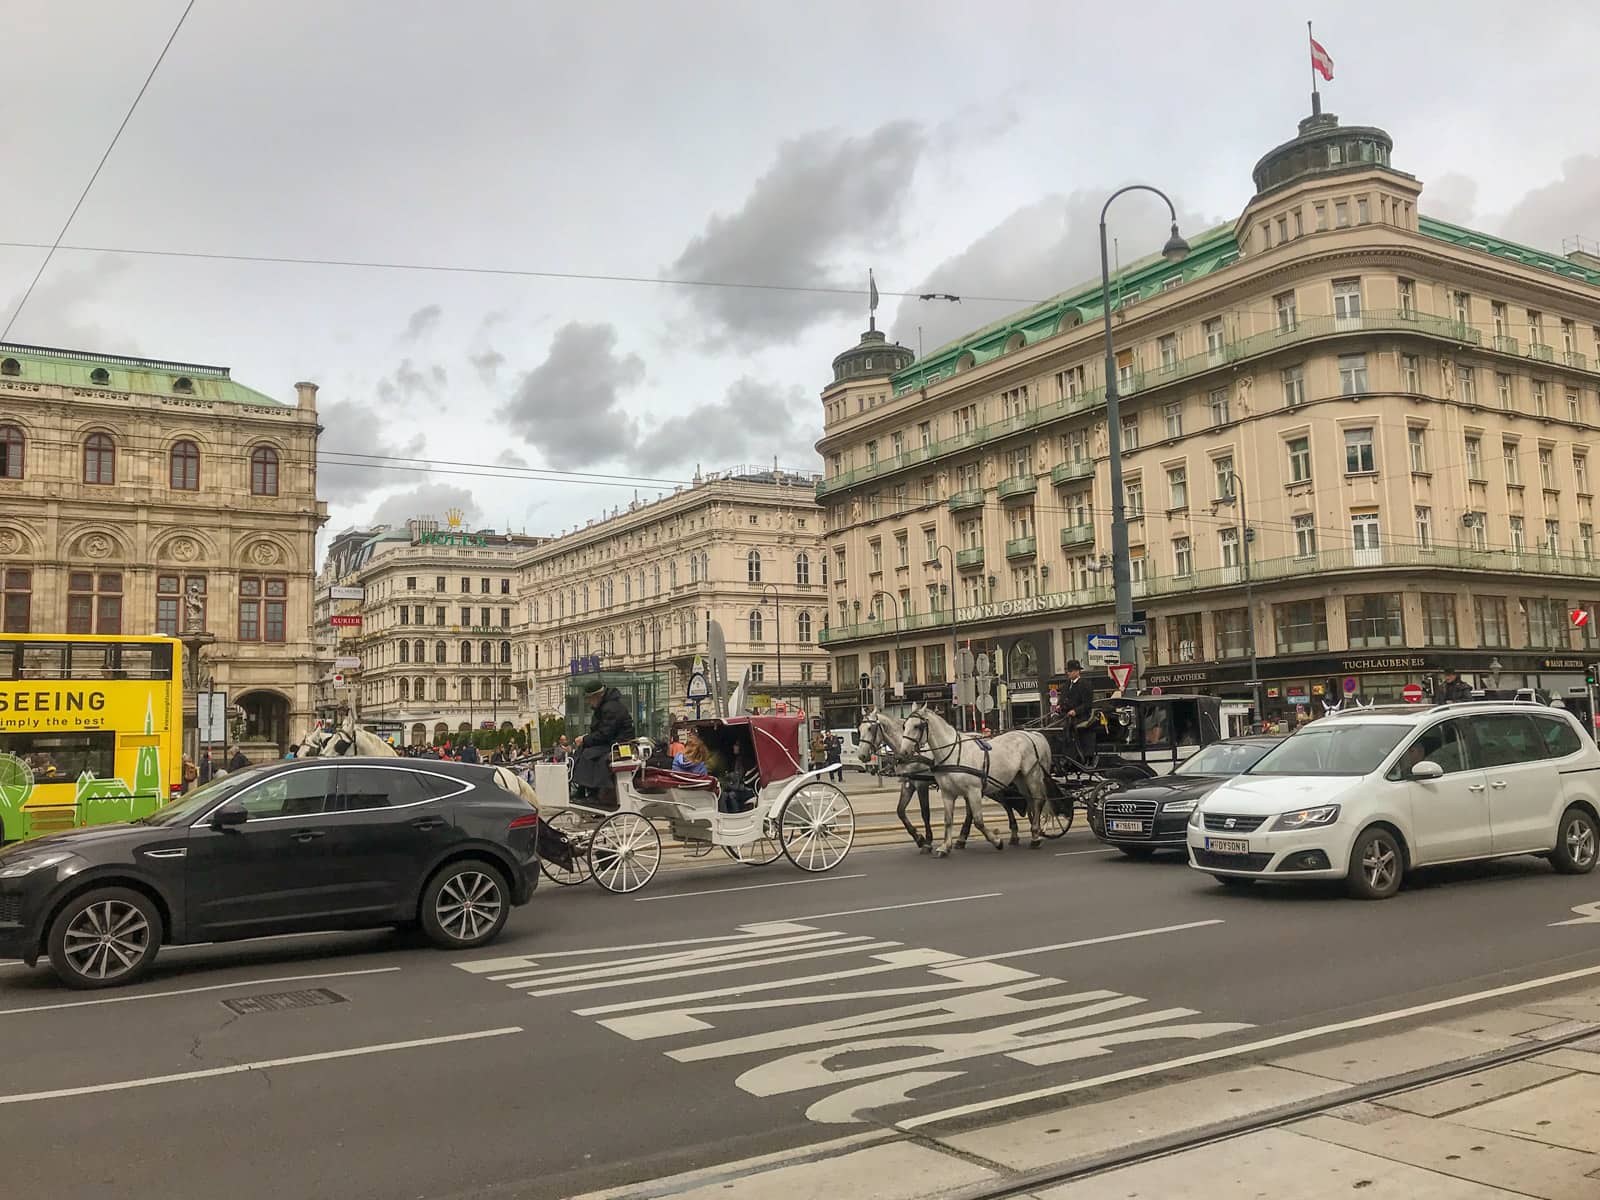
[[1529, 342, 1555, 363], [1059, 523, 1095, 549], [947, 489, 985, 512], [997, 473, 1038, 502], [1566, 350, 1589, 371], [955, 547, 985, 570], [1051, 460, 1095, 486], [1005, 536, 1037, 560]]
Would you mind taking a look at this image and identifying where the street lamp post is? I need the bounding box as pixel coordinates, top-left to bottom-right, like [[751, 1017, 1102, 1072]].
[[871, 589, 903, 699], [759, 583, 782, 709], [1213, 469, 1262, 729], [927, 544, 963, 729], [649, 617, 663, 737], [1100, 186, 1190, 629]]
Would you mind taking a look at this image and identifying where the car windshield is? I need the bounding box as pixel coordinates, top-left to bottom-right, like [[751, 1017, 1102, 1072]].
[[140, 765, 275, 826], [1174, 741, 1277, 777], [1246, 723, 1411, 777]]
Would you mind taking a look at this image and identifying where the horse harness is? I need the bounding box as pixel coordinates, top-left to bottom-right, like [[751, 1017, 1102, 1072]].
[[908, 720, 1043, 796]]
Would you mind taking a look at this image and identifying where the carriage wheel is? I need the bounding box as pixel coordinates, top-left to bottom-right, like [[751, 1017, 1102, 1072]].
[[538, 809, 594, 887], [779, 783, 855, 873], [589, 812, 662, 894], [1039, 793, 1075, 840], [724, 821, 783, 866]]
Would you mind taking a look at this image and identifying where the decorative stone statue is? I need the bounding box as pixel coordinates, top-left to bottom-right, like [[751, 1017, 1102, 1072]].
[[1440, 356, 1456, 397], [1235, 374, 1253, 414], [183, 581, 204, 634]]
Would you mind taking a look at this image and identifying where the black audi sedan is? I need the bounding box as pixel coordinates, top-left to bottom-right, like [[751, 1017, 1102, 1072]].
[[1088, 736, 1283, 858], [0, 757, 540, 989]]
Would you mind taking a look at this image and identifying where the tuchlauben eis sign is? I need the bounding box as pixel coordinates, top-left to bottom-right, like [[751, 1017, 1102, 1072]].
[[417, 530, 490, 548]]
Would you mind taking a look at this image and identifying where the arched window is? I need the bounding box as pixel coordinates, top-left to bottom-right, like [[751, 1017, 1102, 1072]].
[[0, 358, 19, 376], [460, 641, 473, 663], [701, 552, 710, 581], [623, 575, 632, 603], [653, 566, 661, 595], [479, 639, 492, 663], [500, 677, 512, 700], [670, 560, 679, 588], [414, 676, 426, 699], [747, 550, 762, 583], [172, 376, 195, 395], [690, 555, 700, 584], [413, 638, 425, 661], [89, 368, 109, 385], [796, 552, 810, 585], [250, 446, 279, 496], [399, 678, 410, 702], [500, 640, 511, 664], [399, 640, 411, 663], [169, 440, 200, 490], [0, 424, 23, 479], [83, 433, 115, 485], [797, 611, 812, 642], [749, 609, 763, 642], [435, 678, 447, 701], [434, 640, 447, 663], [480, 678, 494, 700], [582, 584, 590, 612]]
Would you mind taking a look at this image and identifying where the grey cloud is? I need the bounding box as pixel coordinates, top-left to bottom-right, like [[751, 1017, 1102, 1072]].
[[668, 121, 927, 345], [1, 255, 140, 353], [375, 357, 448, 406], [402, 304, 442, 342], [499, 321, 645, 467], [370, 482, 482, 530], [495, 447, 529, 468], [892, 187, 1217, 355], [657, 376, 808, 468], [1423, 173, 1479, 227], [1497, 155, 1600, 251], [471, 348, 506, 385], [317, 398, 427, 503]]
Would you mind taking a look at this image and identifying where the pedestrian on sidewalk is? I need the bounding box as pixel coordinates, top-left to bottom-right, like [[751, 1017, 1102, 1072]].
[[825, 733, 843, 780]]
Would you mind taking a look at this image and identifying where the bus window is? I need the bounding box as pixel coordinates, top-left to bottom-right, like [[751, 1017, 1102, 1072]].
[[68, 642, 166, 681], [1, 731, 117, 784], [19, 643, 67, 680]]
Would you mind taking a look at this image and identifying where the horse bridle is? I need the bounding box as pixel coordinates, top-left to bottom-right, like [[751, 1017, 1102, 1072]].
[[902, 712, 960, 769]]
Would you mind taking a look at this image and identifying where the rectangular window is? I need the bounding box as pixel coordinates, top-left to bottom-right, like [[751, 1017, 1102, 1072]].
[[1163, 402, 1182, 438], [1338, 354, 1369, 394], [1334, 200, 1350, 228], [1173, 537, 1193, 577], [1582, 523, 1594, 560], [1497, 373, 1513, 410], [865, 440, 878, 466], [1352, 512, 1381, 556], [1475, 596, 1510, 647], [1216, 608, 1250, 660], [1157, 334, 1179, 370], [1011, 566, 1035, 599], [1534, 380, 1549, 417], [1526, 597, 1565, 648], [1345, 593, 1404, 648], [1276, 215, 1289, 243], [1492, 302, 1508, 339], [1422, 593, 1457, 647], [1294, 515, 1317, 558], [1125, 478, 1144, 517], [890, 431, 905, 457], [1281, 364, 1306, 407], [1214, 454, 1235, 499], [1509, 515, 1525, 554], [917, 421, 932, 448], [1576, 453, 1590, 494], [895, 532, 909, 568], [923, 527, 937, 562], [1209, 387, 1230, 426], [1397, 278, 1415, 316], [1167, 466, 1188, 509], [1165, 612, 1203, 664], [1344, 427, 1375, 474], [1546, 519, 1562, 555], [238, 576, 287, 643], [1457, 365, 1476, 404], [1415, 505, 1433, 550], [1288, 436, 1312, 483], [1504, 441, 1521, 485], [155, 574, 206, 636], [1274, 290, 1298, 332], [955, 405, 978, 433], [1465, 436, 1483, 479], [1000, 385, 1031, 418], [1356, 196, 1370, 224], [67, 572, 122, 635], [2, 569, 31, 633], [1120, 415, 1139, 451], [1219, 527, 1240, 568], [1274, 599, 1329, 654], [1529, 310, 1545, 346], [1315, 203, 1328, 230], [924, 644, 946, 682], [1467, 511, 1488, 551], [1452, 290, 1471, 327], [1332, 278, 1362, 322], [869, 539, 883, 574], [1203, 318, 1225, 357], [1540, 448, 1556, 490], [1407, 426, 1427, 472], [1055, 367, 1085, 403], [1402, 354, 1420, 391]]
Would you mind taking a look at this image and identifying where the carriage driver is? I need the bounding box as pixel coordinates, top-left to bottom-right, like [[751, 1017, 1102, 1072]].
[[1062, 660, 1097, 767], [572, 683, 636, 810]]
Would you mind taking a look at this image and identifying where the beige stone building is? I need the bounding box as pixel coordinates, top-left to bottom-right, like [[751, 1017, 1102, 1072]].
[[816, 108, 1600, 727], [0, 342, 327, 751], [520, 468, 829, 732]]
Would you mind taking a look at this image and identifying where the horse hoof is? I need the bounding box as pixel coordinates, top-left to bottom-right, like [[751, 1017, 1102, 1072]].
[[1008, 836, 1020, 846], [921, 844, 933, 855], [994, 841, 1005, 852], [954, 841, 967, 850], [932, 847, 948, 859], [1030, 839, 1042, 850]]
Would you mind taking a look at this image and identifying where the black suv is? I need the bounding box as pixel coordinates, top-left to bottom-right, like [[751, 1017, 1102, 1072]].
[[0, 757, 540, 989]]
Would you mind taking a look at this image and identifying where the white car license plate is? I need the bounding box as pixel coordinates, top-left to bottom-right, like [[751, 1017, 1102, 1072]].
[[1205, 837, 1249, 855], [1108, 819, 1144, 833]]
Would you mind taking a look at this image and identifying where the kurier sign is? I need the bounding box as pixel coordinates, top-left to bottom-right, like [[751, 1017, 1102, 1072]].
[[329, 614, 362, 628]]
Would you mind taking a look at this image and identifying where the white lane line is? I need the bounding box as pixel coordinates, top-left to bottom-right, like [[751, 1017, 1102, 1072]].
[[632, 873, 868, 902], [898, 959, 1600, 1130], [945, 919, 1225, 967], [1055, 848, 1117, 857], [781, 893, 1003, 922], [0, 967, 401, 1017], [0, 1026, 524, 1106]]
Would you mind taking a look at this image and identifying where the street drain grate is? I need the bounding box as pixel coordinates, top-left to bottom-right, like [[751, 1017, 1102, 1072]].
[[221, 987, 349, 1015]]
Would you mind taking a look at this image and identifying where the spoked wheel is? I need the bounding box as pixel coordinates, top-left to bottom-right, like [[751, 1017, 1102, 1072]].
[[1039, 792, 1075, 840], [590, 811, 663, 894], [724, 821, 783, 866], [539, 809, 594, 887], [779, 783, 856, 872]]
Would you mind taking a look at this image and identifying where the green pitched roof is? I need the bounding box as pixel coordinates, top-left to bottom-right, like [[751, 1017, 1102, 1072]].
[[891, 222, 1239, 395], [1418, 218, 1600, 288], [0, 342, 286, 406]]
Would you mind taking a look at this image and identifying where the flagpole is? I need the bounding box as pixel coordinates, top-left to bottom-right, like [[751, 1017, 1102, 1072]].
[[1308, 20, 1321, 115]]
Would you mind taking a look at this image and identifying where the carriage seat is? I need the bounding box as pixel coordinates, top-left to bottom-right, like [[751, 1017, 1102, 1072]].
[[634, 767, 720, 796]]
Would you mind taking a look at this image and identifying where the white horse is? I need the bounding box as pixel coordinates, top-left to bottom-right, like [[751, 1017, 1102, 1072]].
[[292, 719, 399, 759], [858, 709, 934, 851], [899, 704, 1053, 857]]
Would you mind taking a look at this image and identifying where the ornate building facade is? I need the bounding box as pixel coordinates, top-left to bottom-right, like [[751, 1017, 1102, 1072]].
[[0, 343, 327, 751], [816, 108, 1600, 726]]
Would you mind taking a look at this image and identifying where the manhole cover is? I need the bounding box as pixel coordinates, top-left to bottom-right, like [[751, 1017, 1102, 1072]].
[[221, 987, 349, 1015]]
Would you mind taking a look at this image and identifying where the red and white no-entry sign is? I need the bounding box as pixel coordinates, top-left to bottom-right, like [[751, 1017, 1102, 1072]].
[[1402, 683, 1424, 704], [1573, 609, 1591, 628]]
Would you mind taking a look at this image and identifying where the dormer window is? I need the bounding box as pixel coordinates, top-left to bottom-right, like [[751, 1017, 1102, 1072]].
[[172, 377, 194, 394], [0, 358, 18, 377], [90, 368, 110, 385]]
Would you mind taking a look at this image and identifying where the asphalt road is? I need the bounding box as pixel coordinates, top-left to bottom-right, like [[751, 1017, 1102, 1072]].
[[5, 827, 1600, 1200]]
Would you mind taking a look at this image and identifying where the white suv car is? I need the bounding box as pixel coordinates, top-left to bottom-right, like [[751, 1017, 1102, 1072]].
[[1186, 703, 1600, 899]]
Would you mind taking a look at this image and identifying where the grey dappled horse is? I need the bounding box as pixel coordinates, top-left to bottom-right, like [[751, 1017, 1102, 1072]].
[[898, 704, 1053, 857], [858, 709, 934, 851]]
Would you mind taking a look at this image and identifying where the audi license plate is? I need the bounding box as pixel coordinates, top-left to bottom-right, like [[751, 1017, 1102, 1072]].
[[1206, 837, 1249, 855], [1108, 819, 1144, 833]]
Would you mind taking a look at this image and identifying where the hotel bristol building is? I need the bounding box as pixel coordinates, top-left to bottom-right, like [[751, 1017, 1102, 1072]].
[[816, 108, 1600, 726]]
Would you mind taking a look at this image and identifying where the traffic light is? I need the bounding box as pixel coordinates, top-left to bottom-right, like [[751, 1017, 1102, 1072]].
[[1587, 664, 1600, 688]]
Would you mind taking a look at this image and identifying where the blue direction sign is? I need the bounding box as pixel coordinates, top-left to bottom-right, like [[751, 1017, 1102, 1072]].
[[1119, 622, 1147, 637], [1086, 633, 1120, 653]]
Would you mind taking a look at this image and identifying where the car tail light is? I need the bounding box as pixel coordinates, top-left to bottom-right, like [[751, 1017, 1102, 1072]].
[[508, 812, 540, 829]]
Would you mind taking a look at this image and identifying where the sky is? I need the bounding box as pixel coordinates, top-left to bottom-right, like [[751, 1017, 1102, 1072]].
[[5, 0, 1599, 558]]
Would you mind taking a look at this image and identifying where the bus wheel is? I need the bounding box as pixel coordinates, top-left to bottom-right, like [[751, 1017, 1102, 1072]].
[[48, 887, 162, 990]]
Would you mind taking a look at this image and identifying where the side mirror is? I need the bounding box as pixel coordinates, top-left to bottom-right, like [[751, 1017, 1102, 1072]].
[[1408, 760, 1444, 781], [211, 803, 249, 829]]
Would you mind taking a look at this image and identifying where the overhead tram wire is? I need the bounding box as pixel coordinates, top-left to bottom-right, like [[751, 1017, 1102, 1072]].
[[0, 1, 196, 341]]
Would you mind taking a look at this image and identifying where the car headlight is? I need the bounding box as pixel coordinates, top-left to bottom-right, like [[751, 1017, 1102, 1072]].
[[0, 849, 76, 879], [1163, 797, 1199, 813], [1188, 805, 1204, 828], [1270, 804, 1341, 831]]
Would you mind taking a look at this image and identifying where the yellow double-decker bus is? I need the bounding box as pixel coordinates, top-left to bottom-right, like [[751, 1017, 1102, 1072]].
[[0, 634, 184, 843]]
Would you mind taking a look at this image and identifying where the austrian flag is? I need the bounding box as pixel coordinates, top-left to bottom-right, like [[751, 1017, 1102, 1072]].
[[1310, 35, 1335, 81]]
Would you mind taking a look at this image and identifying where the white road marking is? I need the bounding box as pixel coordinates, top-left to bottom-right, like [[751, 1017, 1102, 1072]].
[[780, 893, 1002, 922], [946, 919, 1225, 966], [520, 940, 904, 997], [1055, 848, 1118, 857], [632, 873, 868, 902], [897, 959, 1600, 1129], [0, 967, 401, 1017], [0, 1026, 523, 1106], [1551, 900, 1600, 926], [490, 931, 859, 984], [453, 922, 814, 972]]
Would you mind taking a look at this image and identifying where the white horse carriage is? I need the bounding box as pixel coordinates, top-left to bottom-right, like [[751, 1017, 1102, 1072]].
[[534, 714, 856, 894]]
